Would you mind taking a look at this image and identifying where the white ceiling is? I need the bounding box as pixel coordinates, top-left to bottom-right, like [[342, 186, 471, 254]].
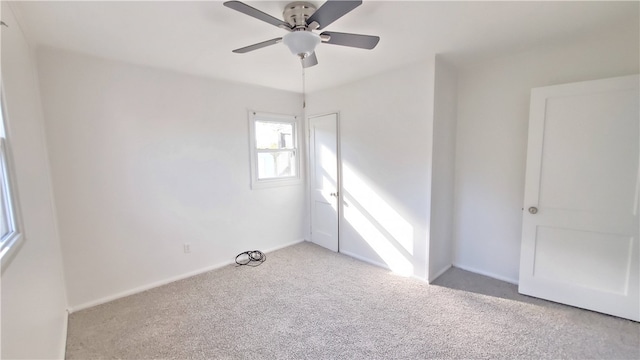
[[13, 1, 639, 93]]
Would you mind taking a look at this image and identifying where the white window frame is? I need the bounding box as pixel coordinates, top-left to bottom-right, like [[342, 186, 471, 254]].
[[248, 111, 302, 189], [0, 88, 22, 263]]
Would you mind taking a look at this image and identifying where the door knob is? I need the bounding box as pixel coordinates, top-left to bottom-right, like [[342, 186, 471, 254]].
[[330, 192, 338, 197], [528, 206, 538, 214]]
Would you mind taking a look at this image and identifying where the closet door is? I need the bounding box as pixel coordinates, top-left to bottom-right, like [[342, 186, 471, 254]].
[[519, 75, 639, 321], [309, 113, 339, 252]]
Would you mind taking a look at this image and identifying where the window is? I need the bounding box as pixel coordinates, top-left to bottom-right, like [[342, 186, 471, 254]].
[[0, 90, 22, 261], [249, 112, 301, 188]]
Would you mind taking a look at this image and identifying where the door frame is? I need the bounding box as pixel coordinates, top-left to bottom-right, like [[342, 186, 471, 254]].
[[307, 111, 342, 252]]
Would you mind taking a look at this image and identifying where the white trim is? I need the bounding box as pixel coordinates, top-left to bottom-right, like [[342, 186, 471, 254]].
[[59, 310, 69, 360], [410, 274, 429, 283], [0, 233, 22, 270], [341, 249, 433, 283], [335, 113, 342, 251], [68, 239, 305, 313], [259, 238, 305, 254], [0, 86, 24, 269], [428, 264, 452, 283], [68, 260, 235, 313], [340, 249, 391, 271], [452, 262, 519, 285], [307, 111, 341, 252], [248, 111, 302, 189]]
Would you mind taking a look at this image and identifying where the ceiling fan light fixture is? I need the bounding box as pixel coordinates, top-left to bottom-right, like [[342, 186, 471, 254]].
[[282, 31, 320, 58]]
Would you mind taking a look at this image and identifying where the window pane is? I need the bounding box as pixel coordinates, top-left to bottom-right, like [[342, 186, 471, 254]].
[[257, 151, 296, 179], [255, 121, 294, 150], [0, 93, 20, 260]]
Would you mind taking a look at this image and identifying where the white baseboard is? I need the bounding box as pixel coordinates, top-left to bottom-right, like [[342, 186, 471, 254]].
[[68, 259, 235, 313], [260, 238, 305, 254], [428, 264, 452, 283], [452, 262, 519, 285], [68, 239, 305, 313], [339, 249, 391, 271], [59, 309, 69, 359], [340, 250, 436, 283]]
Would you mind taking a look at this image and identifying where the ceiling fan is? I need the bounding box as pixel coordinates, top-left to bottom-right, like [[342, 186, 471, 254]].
[[223, 0, 380, 68]]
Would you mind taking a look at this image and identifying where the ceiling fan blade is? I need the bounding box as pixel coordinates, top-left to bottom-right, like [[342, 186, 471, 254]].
[[320, 31, 379, 50], [232, 38, 282, 54], [224, 1, 292, 30], [302, 52, 318, 68], [307, 0, 362, 30]]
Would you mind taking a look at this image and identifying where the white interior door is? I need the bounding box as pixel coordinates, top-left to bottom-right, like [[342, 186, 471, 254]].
[[309, 113, 339, 252], [519, 75, 640, 321]]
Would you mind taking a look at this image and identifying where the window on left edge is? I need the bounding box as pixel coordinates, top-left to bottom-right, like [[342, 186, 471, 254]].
[[0, 88, 22, 262]]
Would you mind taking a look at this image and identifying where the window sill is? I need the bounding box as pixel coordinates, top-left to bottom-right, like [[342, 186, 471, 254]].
[[251, 177, 303, 190], [1, 232, 23, 272]]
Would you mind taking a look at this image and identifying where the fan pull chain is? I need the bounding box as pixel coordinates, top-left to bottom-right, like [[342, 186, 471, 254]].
[[302, 66, 306, 109]]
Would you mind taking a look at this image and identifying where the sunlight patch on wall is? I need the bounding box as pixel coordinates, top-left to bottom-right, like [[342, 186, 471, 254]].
[[342, 163, 414, 276], [343, 164, 414, 254], [343, 196, 414, 276]]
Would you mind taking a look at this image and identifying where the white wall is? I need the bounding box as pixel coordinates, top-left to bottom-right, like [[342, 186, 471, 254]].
[[0, 3, 68, 359], [306, 60, 434, 279], [453, 20, 640, 283], [428, 56, 457, 282], [36, 47, 305, 310]]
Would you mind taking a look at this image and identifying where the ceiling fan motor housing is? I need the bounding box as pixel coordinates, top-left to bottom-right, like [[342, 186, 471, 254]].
[[283, 2, 317, 28]]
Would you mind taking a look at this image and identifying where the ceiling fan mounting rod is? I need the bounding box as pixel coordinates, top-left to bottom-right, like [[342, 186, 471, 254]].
[[283, 1, 317, 28]]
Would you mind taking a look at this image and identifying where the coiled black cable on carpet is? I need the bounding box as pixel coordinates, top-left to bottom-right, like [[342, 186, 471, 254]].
[[235, 250, 266, 267]]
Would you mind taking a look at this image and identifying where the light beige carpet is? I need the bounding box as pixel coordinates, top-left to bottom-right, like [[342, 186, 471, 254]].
[[66, 241, 640, 359]]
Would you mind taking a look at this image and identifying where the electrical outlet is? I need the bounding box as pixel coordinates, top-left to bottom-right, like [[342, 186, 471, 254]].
[[183, 243, 191, 254]]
